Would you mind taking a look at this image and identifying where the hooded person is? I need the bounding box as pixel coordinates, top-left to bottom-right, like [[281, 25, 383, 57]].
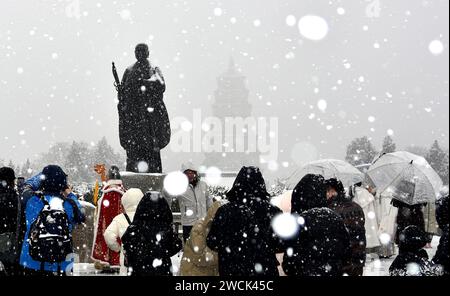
[[180, 200, 226, 276], [91, 166, 125, 270], [282, 174, 351, 276], [206, 168, 264, 276], [326, 178, 366, 276], [103, 188, 144, 275], [230, 166, 284, 276], [19, 165, 84, 275], [389, 225, 434, 276], [432, 193, 449, 275], [0, 167, 20, 275], [121, 191, 182, 276], [176, 162, 213, 242]]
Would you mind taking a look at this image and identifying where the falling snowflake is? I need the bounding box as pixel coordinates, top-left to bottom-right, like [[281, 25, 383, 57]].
[[286, 247, 294, 257], [337, 7, 346, 15], [119, 9, 132, 21], [214, 7, 223, 17], [317, 100, 327, 112], [152, 259, 163, 268], [271, 213, 299, 239], [181, 120, 193, 132], [298, 15, 329, 41], [253, 19, 261, 27], [254, 263, 263, 273], [164, 171, 189, 195], [429, 40, 444, 56], [379, 233, 391, 245], [286, 15, 297, 27], [204, 166, 222, 185], [137, 161, 149, 173]]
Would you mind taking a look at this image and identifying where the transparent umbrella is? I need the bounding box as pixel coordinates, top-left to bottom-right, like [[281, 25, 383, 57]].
[[365, 151, 443, 205], [285, 159, 364, 190]]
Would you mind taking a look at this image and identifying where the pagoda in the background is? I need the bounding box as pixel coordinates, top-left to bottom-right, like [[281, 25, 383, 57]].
[[203, 58, 259, 172]]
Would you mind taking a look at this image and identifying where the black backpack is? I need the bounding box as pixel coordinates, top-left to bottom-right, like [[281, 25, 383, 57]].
[[28, 194, 75, 264]]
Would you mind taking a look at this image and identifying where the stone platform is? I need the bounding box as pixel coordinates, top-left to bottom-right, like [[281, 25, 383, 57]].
[[119, 171, 179, 224], [120, 171, 166, 193]]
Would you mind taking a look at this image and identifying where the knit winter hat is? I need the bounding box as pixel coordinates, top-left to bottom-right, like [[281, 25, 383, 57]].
[[41, 165, 68, 194]]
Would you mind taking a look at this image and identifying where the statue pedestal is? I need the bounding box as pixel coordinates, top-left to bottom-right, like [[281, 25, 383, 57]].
[[120, 171, 166, 193], [120, 171, 174, 209]]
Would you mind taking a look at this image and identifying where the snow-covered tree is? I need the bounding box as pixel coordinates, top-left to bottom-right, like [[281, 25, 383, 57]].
[[40, 142, 71, 167], [426, 140, 449, 185], [405, 145, 428, 158], [345, 136, 378, 166], [65, 141, 92, 182], [93, 137, 123, 169], [21, 158, 33, 179], [381, 136, 396, 154]]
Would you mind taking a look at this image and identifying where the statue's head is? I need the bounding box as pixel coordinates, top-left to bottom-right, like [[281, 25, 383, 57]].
[[135, 43, 149, 61]]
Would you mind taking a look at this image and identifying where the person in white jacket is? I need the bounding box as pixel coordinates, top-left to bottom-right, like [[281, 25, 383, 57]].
[[177, 162, 213, 242], [350, 183, 381, 251], [103, 188, 144, 275]]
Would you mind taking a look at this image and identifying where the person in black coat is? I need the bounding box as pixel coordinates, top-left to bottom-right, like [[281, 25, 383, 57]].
[[389, 225, 431, 276], [118, 43, 171, 173], [282, 174, 351, 276], [326, 178, 366, 276], [224, 166, 284, 276], [432, 193, 449, 275], [122, 191, 182, 276], [0, 167, 20, 276], [392, 199, 426, 245], [207, 166, 278, 276]]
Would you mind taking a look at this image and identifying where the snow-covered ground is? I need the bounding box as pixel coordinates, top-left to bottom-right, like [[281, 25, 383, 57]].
[[73, 236, 440, 276]]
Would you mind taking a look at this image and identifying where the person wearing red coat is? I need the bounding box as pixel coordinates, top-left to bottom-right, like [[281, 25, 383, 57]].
[[91, 166, 125, 270]]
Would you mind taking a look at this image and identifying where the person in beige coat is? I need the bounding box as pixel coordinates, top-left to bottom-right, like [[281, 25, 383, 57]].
[[103, 188, 144, 275], [180, 200, 224, 276]]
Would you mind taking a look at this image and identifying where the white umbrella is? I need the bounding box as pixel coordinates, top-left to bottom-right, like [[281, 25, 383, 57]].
[[366, 151, 443, 205], [285, 159, 364, 190]]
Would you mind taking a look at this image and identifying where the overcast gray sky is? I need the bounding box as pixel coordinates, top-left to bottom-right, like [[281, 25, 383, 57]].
[[0, 0, 448, 179]]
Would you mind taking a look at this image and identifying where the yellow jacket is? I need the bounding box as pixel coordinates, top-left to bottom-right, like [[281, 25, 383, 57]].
[[180, 201, 223, 276]]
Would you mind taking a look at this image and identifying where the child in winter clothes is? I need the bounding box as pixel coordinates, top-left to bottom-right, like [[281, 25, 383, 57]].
[[122, 191, 182, 276], [104, 188, 144, 275], [389, 225, 432, 276]]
